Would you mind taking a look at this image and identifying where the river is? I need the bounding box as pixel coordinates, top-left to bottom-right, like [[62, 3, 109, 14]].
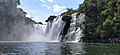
[[0, 42, 120, 55]]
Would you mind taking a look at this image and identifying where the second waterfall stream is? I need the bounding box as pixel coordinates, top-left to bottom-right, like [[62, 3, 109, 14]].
[[28, 13, 85, 42]]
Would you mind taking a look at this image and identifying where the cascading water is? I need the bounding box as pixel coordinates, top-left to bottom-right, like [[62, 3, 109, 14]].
[[45, 16, 66, 41], [27, 24, 47, 41], [29, 13, 85, 42], [66, 13, 85, 42], [61, 13, 85, 42]]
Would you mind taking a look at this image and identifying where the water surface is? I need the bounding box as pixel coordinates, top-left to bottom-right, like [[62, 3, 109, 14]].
[[0, 42, 120, 55]]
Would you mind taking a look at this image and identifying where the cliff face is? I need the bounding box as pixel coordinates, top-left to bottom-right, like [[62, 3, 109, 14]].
[[0, 0, 35, 41]]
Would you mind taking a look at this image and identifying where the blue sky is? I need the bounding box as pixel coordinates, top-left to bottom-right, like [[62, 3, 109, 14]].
[[19, 0, 84, 23]]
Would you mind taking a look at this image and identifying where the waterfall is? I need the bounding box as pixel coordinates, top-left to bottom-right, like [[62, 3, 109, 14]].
[[45, 16, 66, 41], [63, 13, 85, 42], [29, 13, 85, 42], [27, 24, 47, 42]]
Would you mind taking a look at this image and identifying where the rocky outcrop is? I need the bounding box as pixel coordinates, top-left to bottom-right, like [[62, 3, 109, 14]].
[[45, 15, 57, 22], [62, 15, 72, 36]]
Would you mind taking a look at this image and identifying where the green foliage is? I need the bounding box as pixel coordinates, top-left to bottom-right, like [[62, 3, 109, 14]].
[[61, 8, 76, 16], [62, 15, 72, 22], [45, 15, 57, 22], [103, 18, 113, 26], [78, 0, 120, 42], [36, 22, 43, 25]]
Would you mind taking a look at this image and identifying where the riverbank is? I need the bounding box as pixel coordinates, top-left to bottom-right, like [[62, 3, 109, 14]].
[[81, 37, 120, 43]]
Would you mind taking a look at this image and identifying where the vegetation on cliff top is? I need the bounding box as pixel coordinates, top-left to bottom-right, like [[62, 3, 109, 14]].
[[45, 15, 57, 22]]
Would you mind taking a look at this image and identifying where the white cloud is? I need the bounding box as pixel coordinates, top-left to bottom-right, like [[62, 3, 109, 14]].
[[48, 0, 54, 3], [40, 4, 52, 10], [40, 4, 66, 12], [40, 0, 45, 3], [52, 4, 66, 12]]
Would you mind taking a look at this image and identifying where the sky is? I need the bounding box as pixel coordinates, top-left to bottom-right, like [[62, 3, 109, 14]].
[[19, 0, 84, 23]]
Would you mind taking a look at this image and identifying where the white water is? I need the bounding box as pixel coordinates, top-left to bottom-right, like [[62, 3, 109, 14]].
[[45, 16, 65, 41], [27, 24, 47, 41], [27, 13, 85, 42], [65, 13, 85, 42]]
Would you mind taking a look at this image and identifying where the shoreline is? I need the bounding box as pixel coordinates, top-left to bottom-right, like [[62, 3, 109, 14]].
[[81, 38, 120, 43]]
